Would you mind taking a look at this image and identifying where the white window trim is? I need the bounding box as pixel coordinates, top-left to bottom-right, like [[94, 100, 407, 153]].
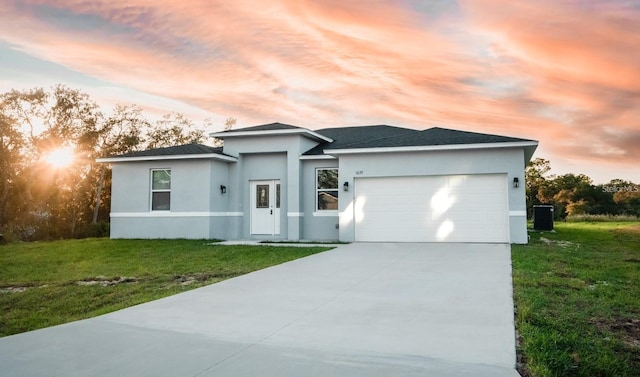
[[150, 168, 171, 211], [316, 167, 339, 212]]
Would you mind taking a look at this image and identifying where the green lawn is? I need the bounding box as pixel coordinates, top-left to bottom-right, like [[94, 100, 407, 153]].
[[512, 222, 640, 376], [0, 239, 330, 337]]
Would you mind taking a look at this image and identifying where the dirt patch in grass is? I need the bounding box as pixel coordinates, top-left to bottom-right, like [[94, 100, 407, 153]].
[[591, 317, 640, 351], [76, 276, 138, 287], [618, 224, 640, 233], [612, 225, 640, 243], [553, 270, 575, 278], [172, 272, 238, 286], [612, 319, 640, 349], [0, 286, 29, 294], [539, 237, 578, 249], [1, 284, 48, 294], [601, 318, 640, 348], [589, 316, 640, 370]]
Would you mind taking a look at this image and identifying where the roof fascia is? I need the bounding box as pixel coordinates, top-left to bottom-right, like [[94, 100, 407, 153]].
[[324, 141, 539, 155], [299, 154, 337, 160], [209, 129, 333, 143], [96, 153, 238, 163]]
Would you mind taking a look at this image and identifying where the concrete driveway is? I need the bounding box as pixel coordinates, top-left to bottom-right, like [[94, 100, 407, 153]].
[[0, 243, 520, 377]]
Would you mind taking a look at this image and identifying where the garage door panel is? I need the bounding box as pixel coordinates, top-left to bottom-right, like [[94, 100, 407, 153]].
[[355, 174, 509, 243], [366, 198, 430, 210]]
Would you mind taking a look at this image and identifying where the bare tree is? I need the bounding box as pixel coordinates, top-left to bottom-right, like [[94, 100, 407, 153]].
[[212, 117, 236, 147], [145, 112, 205, 149], [224, 117, 236, 131]]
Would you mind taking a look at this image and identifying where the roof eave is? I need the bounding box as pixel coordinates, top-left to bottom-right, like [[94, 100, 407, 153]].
[[524, 143, 538, 164], [96, 153, 238, 163], [299, 154, 337, 160], [323, 141, 540, 155], [209, 129, 333, 143]]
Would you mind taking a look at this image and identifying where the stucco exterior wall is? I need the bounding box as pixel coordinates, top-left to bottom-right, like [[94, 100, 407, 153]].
[[110, 159, 232, 239], [301, 159, 340, 241], [336, 147, 528, 243], [222, 134, 323, 241]]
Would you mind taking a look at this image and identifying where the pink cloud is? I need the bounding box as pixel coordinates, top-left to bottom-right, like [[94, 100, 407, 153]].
[[1, 0, 639, 182], [457, 0, 640, 164]]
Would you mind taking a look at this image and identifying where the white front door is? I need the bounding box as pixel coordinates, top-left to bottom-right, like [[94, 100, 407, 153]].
[[250, 180, 281, 235]]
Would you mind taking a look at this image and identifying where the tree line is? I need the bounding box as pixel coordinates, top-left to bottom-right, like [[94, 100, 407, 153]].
[[526, 158, 640, 219], [0, 85, 211, 241]]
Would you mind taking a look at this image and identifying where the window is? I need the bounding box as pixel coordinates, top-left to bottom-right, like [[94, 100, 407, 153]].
[[316, 168, 338, 211], [256, 184, 269, 208], [151, 169, 171, 211]]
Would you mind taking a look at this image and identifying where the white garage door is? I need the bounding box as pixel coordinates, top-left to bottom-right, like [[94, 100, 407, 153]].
[[354, 174, 509, 243]]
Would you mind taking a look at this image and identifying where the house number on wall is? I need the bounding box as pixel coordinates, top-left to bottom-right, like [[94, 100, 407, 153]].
[[356, 170, 364, 175]]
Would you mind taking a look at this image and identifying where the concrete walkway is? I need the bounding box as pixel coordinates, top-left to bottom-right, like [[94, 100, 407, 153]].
[[0, 243, 520, 377]]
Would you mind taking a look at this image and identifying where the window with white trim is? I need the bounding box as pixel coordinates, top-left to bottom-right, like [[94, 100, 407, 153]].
[[151, 169, 171, 211], [316, 168, 338, 211]]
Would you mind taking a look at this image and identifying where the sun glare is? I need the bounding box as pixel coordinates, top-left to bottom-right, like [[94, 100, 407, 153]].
[[45, 147, 75, 168]]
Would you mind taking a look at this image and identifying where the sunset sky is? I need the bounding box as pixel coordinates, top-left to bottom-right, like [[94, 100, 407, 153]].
[[1, 0, 639, 183]]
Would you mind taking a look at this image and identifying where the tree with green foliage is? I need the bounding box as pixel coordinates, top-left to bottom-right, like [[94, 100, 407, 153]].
[[525, 157, 552, 217], [526, 158, 636, 219], [86, 104, 148, 225], [606, 179, 640, 216], [0, 102, 26, 228]]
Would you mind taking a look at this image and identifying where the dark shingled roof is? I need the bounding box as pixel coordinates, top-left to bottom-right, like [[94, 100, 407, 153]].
[[305, 126, 535, 155], [335, 127, 533, 149], [304, 125, 417, 155], [108, 125, 536, 159], [219, 122, 302, 133], [113, 143, 224, 158]]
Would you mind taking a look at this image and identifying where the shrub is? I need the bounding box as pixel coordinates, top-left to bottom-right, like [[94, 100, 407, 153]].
[[85, 221, 110, 238]]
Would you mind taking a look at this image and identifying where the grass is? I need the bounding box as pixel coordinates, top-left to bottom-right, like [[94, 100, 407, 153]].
[[565, 214, 639, 222], [512, 222, 640, 376], [0, 238, 330, 337]]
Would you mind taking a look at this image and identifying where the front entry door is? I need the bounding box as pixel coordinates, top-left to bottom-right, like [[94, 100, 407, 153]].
[[250, 180, 281, 235]]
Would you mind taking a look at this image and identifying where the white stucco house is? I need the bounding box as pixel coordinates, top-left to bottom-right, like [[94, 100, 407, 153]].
[[97, 123, 538, 243]]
